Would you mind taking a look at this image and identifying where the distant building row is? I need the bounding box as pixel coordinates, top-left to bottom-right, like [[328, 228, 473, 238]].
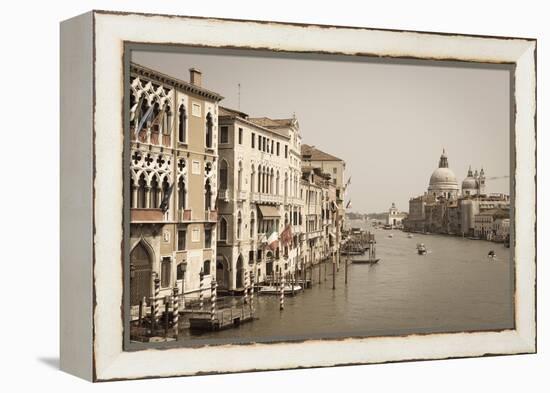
[[403, 150, 510, 242], [128, 63, 346, 306]]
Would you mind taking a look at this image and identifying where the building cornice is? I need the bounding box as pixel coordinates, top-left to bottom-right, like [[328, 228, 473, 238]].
[[131, 63, 224, 103]]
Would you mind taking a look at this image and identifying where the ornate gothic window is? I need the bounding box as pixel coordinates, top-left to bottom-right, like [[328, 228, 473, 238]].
[[137, 173, 147, 208], [150, 175, 160, 208], [204, 179, 212, 210], [205, 112, 213, 148], [177, 177, 186, 210], [219, 217, 228, 241], [178, 104, 187, 143]]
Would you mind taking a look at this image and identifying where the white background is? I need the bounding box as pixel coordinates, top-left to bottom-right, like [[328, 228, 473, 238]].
[[0, 0, 545, 391]]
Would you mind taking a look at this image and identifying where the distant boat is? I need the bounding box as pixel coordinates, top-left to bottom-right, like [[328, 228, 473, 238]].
[[352, 257, 380, 264], [407, 233, 414, 239], [488, 250, 496, 259], [388, 233, 394, 238], [417, 243, 427, 255], [259, 284, 302, 295]]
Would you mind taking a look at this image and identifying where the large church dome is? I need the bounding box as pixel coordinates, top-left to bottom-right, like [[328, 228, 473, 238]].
[[428, 149, 459, 195], [429, 168, 458, 188]]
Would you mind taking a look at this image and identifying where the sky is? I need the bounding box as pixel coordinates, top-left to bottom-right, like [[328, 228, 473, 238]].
[[133, 48, 511, 213]]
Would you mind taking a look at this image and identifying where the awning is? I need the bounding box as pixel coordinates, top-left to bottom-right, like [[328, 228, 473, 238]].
[[258, 205, 280, 219]]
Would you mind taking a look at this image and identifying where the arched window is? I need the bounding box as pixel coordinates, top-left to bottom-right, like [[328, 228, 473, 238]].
[[150, 175, 160, 208], [151, 101, 161, 133], [250, 211, 256, 238], [130, 178, 135, 208], [177, 177, 186, 210], [203, 260, 211, 275], [219, 217, 228, 241], [205, 179, 212, 210], [137, 173, 147, 208], [270, 168, 274, 195], [257, 166, 262, 193], [138, 99, 148, 129], [250, 165, 255, 194], [237, 162, 243, 191], [178, 104, 187, 143], [205, 112, 213, 148], [219, 160, 228, 190], [276, 171, 280, 195], [163, 105, 172, 135], [237, 211, 242, 239], [160, 177, 170, 211]]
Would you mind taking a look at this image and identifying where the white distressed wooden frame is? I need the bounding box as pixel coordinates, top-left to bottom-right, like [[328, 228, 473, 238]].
[[60, 10, 536, 382]]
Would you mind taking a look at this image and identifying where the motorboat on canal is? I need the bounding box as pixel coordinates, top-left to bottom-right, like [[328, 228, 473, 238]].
[[258, 284, 303, 295], [417, 243, 427, 255]]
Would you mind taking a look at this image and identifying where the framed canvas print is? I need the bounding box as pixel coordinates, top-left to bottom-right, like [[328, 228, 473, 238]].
[[60, 10, 537, 381]]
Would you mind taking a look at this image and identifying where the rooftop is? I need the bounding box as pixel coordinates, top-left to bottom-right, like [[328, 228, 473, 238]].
[[130, 62, 224, 102], [301, 144, 343, 162]]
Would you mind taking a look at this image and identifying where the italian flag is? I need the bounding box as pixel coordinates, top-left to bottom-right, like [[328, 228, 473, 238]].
[[267, 224, 279, 251]]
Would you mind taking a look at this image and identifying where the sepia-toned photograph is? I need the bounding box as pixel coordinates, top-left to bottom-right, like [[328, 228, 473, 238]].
[[125, 46, 514, 347]]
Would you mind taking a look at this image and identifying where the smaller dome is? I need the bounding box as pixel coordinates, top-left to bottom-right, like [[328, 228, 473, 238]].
[[462, 177, 478, 190]]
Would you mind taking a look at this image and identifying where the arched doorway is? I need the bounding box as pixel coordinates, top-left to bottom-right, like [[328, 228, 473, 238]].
[[236, 254, 244, 288], [216, 255, 230, 290], [130, 241, 152, 306]]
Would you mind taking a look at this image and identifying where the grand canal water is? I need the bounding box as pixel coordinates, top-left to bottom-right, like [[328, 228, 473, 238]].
[[188, 220, 514, 343]]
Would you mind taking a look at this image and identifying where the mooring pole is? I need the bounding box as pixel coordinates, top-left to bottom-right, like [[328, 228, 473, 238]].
[[332, 253, 336, 290], [154, 276, 161, 327], [345, 253, 348, 285], [279, 273, 285, 310], [138, 298, 144, 327], [199, 269, 204, 311], [164, 298, 169, 339], [172, 287, 179, 340], [210, 280, 217, 326], [250, 270, 255, 315], [243, 269, 249, 304]]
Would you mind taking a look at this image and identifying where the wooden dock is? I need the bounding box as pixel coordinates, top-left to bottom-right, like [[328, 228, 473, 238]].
[[188, 306, 255, 332]]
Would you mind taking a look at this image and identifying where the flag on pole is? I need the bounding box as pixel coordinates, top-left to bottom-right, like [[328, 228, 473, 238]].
[[344, 176, 352, 190], [135, 104, 154, 137], [280, 224, 292, 246], [159, 183, 174, 213], [267, 224, 279, 251]]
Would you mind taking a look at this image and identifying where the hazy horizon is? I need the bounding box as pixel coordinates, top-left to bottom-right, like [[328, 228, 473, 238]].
[[133, 48, 511, 213]]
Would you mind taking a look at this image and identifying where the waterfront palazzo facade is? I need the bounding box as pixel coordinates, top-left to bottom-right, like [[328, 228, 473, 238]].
[[403, 150, 510, 241], [129, 64, 223, 305], [128, 63, 346, 302]]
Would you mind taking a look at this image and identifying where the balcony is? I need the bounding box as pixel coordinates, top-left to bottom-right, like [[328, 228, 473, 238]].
[[205, 209, 218, 222], [131, 208, 164, 223], [237, 190, 248, 201], [218, 189, 229, 202], [178, 209, 192, 222], [250, 192, 283, 205]]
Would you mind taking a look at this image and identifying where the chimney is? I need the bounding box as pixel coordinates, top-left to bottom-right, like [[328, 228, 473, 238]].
[[189, 67, 202, 87]]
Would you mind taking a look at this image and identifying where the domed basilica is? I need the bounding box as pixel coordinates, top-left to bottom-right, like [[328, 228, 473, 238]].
[[427, 149, 485, 199]]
